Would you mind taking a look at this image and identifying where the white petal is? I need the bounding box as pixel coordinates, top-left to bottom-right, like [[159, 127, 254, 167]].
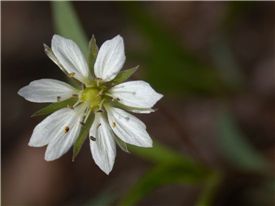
[[29, 108, 71, 147], [105, 106, 153, 148], [90, 113, 116, 174], [110, 80, 163, 108], [18, 79, 77, 103], [44, 105, 85, 161], [51, 34, 90, 84], [94, 35, 125, 82]]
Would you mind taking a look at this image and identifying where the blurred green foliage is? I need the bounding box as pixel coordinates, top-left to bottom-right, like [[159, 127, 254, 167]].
[[217, 109, 269, 173], [120, 144, 210, 206], [123, 3, 229, 95]]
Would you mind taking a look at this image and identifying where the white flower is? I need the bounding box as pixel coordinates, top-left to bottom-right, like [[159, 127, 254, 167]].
[[18, 34, 163, 174]]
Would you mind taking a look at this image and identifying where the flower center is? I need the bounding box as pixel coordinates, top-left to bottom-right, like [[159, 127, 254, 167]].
[[80, 87, 102, 110]]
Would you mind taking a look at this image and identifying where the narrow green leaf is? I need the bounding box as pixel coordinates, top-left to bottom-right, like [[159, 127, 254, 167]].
[[88, 35, 98, 71], [72, 113, 94, 161], [195, 172, 222, 206], [218, 109, 268, 172], [51, 1, 88, 56], [111, 66, 139, 85], [119, 163, 208, 206], [129, 142, 194, 165], [84, 189, 117, 206], [32, 98, 77, 117]]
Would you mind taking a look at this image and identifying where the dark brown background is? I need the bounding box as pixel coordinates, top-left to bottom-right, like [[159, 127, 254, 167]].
[[2, 2, 275, 206]]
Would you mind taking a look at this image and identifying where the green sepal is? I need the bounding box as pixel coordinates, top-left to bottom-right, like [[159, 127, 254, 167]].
[[88, 35, 98, 72], [43, 44, 63, 70], [114, 136, 129, 153], [72, 113, 94, 161], [110, 65, 139, 85], [31, 97, 77, 117]]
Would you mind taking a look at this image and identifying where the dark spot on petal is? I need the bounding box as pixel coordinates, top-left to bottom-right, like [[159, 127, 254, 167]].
[[64, 126, 70, 133], [89, 136, 96, 141], [112, 122, 116, 128]]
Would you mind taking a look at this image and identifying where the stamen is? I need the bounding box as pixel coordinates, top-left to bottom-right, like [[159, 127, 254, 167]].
[[57, 96, 61, 102], [68, 72, 76, 78], [96, 123, 102, 129], [83, 108, 91, 123], [67, 105, 74, 109], [73, 100, 81, 108], [99, 99, 105, 110], [96, 78, 102, 87], [97, 89, 104, 97]]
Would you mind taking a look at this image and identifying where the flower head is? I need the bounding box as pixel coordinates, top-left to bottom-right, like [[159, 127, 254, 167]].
[[18, 34, 163, 174]]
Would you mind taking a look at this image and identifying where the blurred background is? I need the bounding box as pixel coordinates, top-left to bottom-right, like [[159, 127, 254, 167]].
[[2, 2, 275, 206]]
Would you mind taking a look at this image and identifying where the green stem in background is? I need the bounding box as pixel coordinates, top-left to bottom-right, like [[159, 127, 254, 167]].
[[52, 1, 89, 56], [119, 163, 210, 206], [195, 172, 223, 206]]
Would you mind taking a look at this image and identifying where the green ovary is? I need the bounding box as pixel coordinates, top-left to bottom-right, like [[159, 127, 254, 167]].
[[80, 87, 102, 110]]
